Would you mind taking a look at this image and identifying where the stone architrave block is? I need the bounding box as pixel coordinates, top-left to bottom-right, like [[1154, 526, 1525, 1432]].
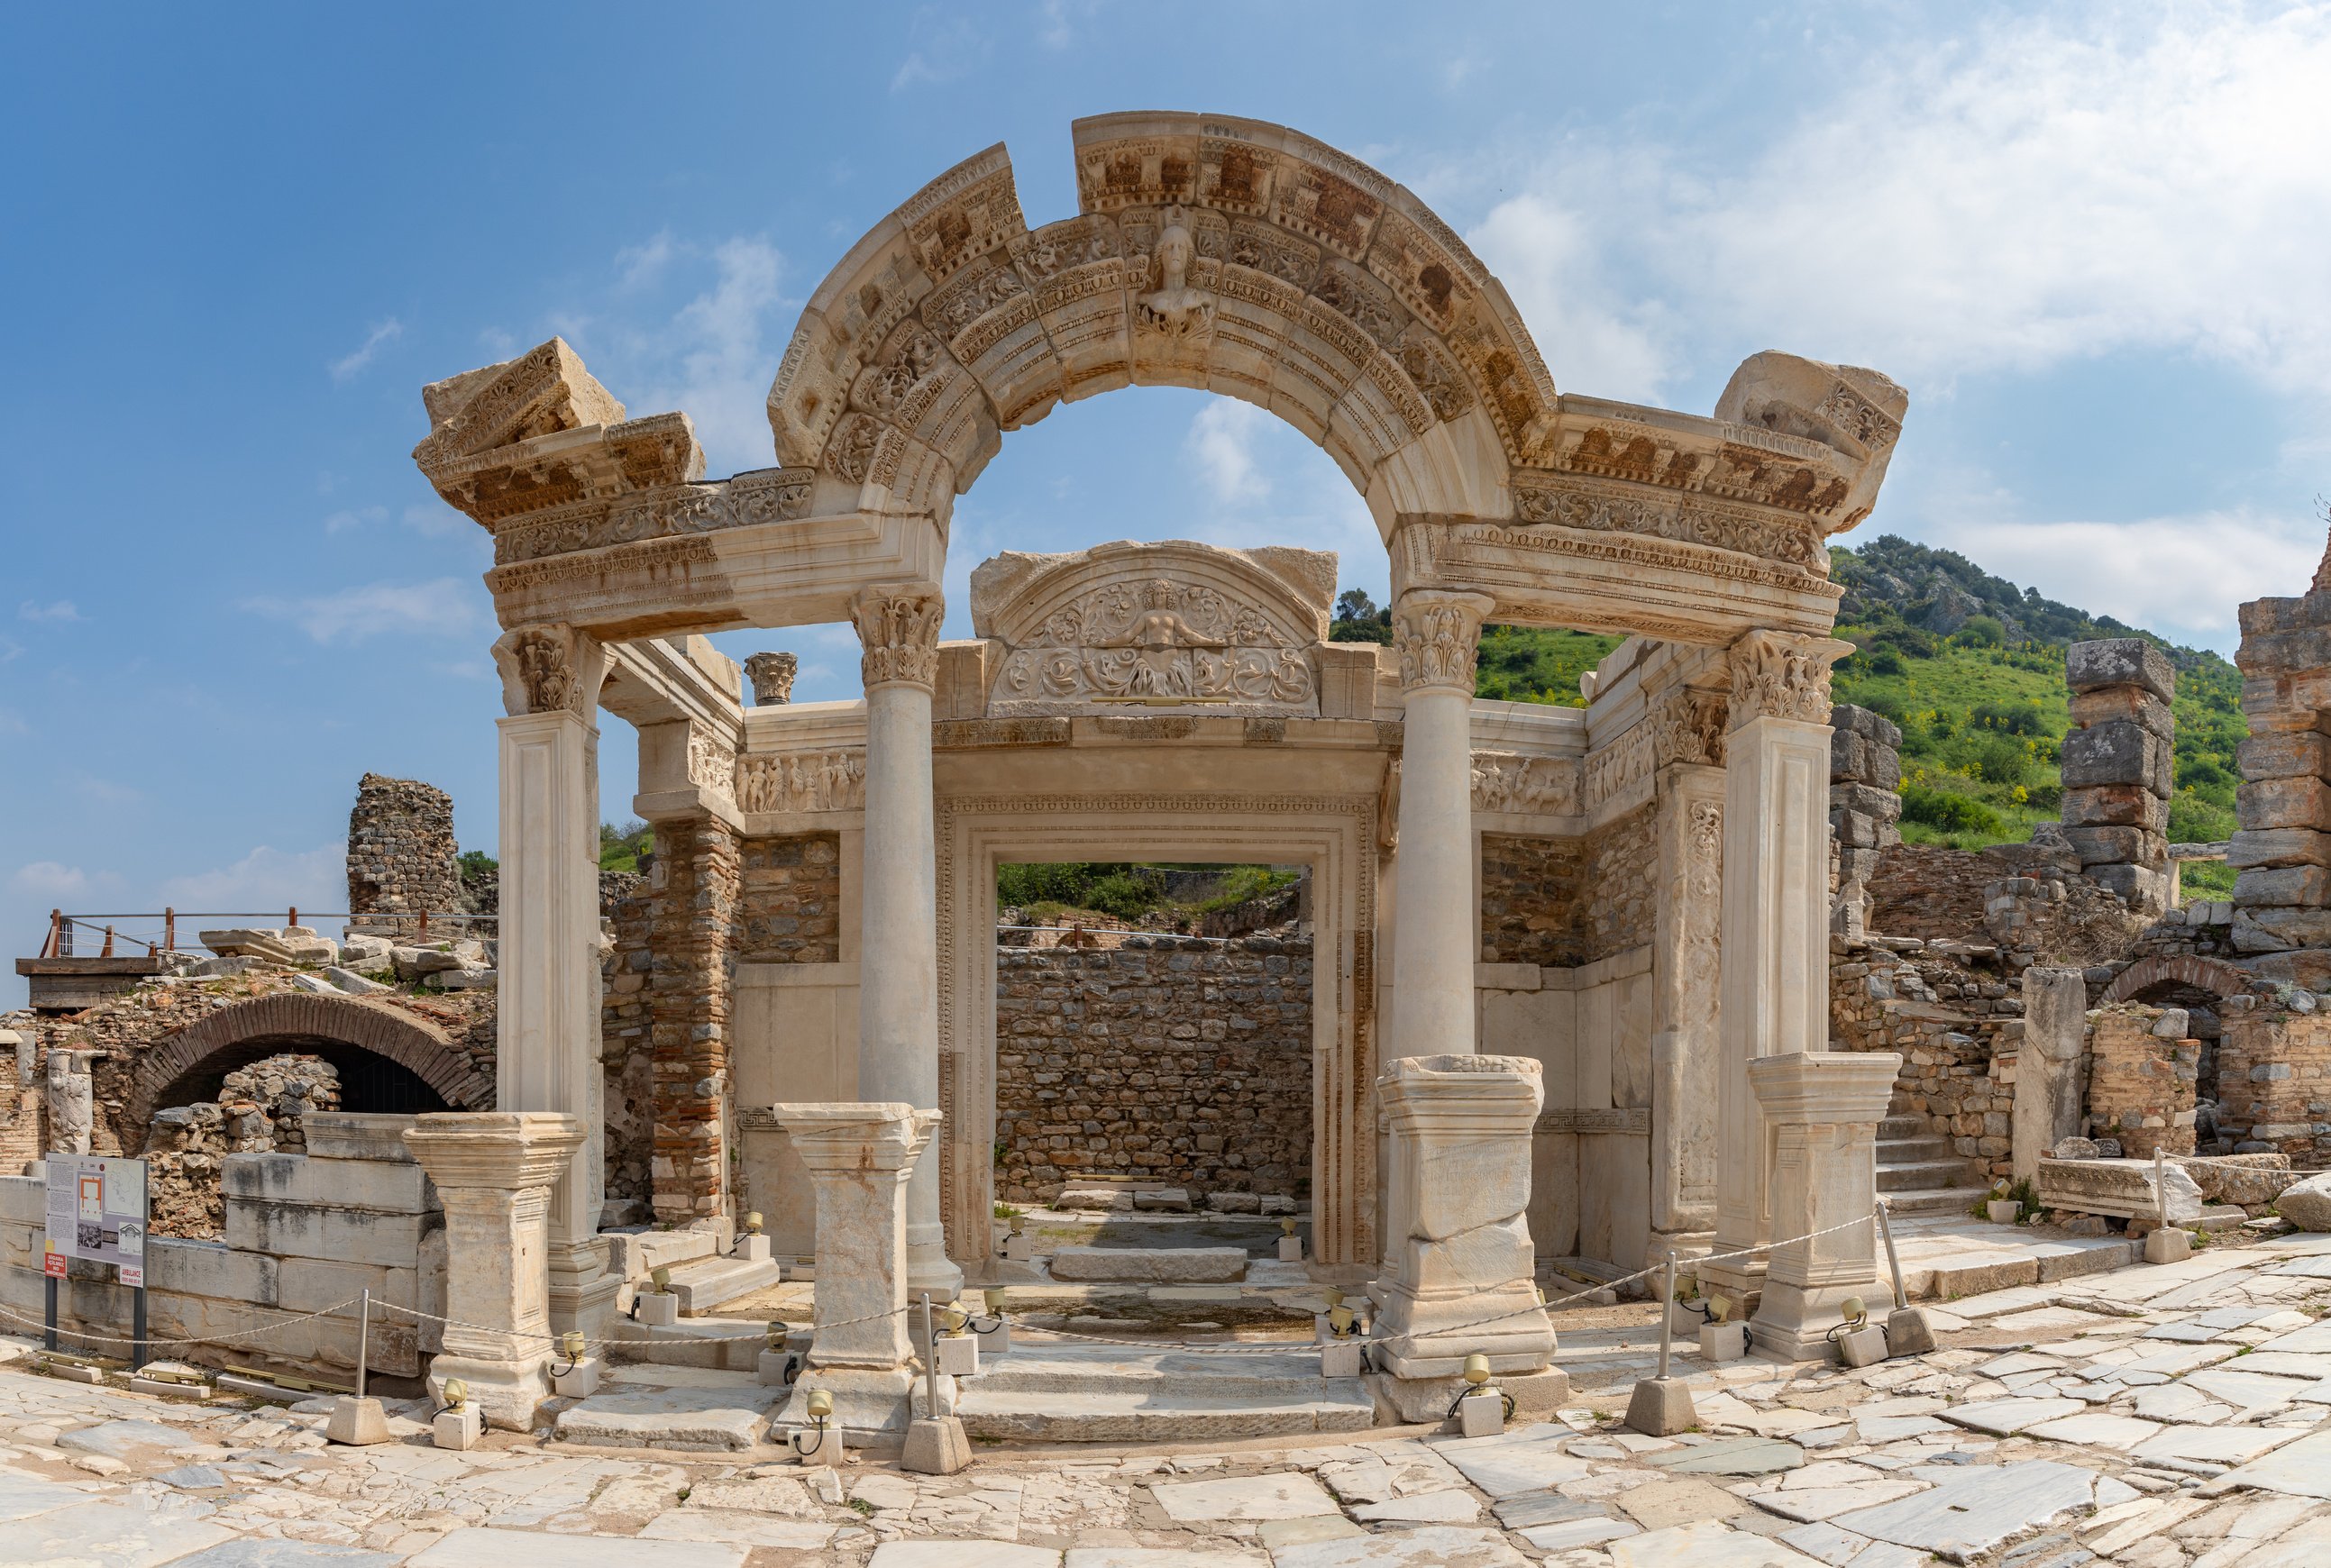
[[223, 1153, 432, 1215], [2066, 638, 2175, 702], [302, 1114, 423, 1162], [2228, 829, 2331, 870], [2061, 721, 2162, 791], [2072, 687, 2174, 740], [2238, 777, 2331, 833], [2037, 1157, 2202, 1223]]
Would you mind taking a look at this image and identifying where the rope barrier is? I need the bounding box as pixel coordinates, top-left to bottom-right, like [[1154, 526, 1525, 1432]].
[[0, 1294, 366, 1354]]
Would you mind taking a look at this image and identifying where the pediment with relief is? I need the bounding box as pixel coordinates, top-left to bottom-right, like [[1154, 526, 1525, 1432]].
[[969, 539, 1333, 716]]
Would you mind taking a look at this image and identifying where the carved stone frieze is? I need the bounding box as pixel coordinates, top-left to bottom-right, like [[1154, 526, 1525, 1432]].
[[1511, 475, 1824, 570], [1470, 752, 1579, 816], [489, 469, 815, 566], [735, 751, 867, 814], [1582, 724, 1656, 812], [686, 730, 738, 799], [1392, 590, 1494, 694], [851, 582, 946, 691], [1727, 630, 1851, 729], [1650, 687, 1730, 769]]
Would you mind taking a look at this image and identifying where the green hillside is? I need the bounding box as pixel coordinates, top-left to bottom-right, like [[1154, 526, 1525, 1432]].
[[1330, 537, 2244, 894]]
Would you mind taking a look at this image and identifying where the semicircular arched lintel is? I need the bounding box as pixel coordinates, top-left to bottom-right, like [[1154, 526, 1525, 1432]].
[[2102, 954, 2258, 1007]]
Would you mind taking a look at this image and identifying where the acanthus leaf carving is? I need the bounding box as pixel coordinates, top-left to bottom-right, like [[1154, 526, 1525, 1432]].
[[1391, 591, 1492, 693], [1727, 630, 1849, 728], [851, 582, 946, 691], [490, 622, 606, 718], [1650, 688, 1730, 769]]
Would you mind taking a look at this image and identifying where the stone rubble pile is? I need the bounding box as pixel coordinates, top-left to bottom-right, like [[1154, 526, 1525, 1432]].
[[144, 1053, 342, 1237]]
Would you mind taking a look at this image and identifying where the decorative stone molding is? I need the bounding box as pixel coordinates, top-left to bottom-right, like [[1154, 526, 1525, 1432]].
[[1392, 590, 1495, 694], [850, 582, 946, 691], [1726, 630, 1850, 729], [685, 729, 738, 799], [735, 751, 868, 814], [1470, 752, 1578, 816], [489, 623, 609, 718], [1651, 687, 1729, 768], [744, 651, 798, 707], [1582, 725, 1655, 812]]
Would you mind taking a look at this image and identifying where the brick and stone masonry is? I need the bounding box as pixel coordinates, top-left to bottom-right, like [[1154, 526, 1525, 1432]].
[[993, 934, 1312, 1203], [346, 773, 462, 924], [2231, 570, 2331, 959], [2086, 1004, 2198, 1159], [646, 817, 740, 1223], [2061, 638, 2176, 918], [2217, 1007, 2331, 1162], [1830, 703, 1904, 936]]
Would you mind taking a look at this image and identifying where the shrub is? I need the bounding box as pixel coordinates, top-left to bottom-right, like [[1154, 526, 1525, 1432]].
[[1902, 784, 2004, 836], [1972, 734, 2031, 787], [1970, 700, 2046, 736], [1955, 615, 2006, 648]]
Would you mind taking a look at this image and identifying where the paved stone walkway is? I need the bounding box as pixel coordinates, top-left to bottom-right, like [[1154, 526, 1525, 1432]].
[[5, 1231, 2331, 1565]]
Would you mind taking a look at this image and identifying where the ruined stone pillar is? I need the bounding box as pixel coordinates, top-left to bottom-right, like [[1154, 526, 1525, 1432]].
[[850, 583, 961, 1300], [1746, 1050, 1898, 1360], [2062, 639, 2176, 918], [773, 1101, 942, 1437], [489, 624, 620, 1337], [1648, 684, 1729, 1252], [402, 1112, 584, 1430], [1702, 630, 1849, 1306], [1390, 590, 1495, 1060], [2012, 967, 2089, 1183], [1829, 704, 1903, 936], [1371, 1054, 1566, 1421], [2233, 576, 2331, 959]]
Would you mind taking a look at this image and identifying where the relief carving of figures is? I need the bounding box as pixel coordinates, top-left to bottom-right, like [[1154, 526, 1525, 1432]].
[[1470, 752, 1579, 816], [45, 1047, 96, 1155], [1650, 687, 1730, 769], [1582, 724, 1655, 811], [744, 652, 797, 707], [1727, 630, 1850, 729], [735, 751, 866, 814], [686, 730, 738, 798], [851, 582, 946, 690], [1136, 207, 1213, 339], [992, 574, 1315, 713], [1391, 590, 1493, 693]]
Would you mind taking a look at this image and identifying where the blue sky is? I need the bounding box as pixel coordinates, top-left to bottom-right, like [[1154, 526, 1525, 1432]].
[[5, 3, 2329, 1001]]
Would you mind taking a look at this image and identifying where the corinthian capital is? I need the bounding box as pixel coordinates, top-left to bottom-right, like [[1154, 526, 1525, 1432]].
[[1393, 590, 1495, 694], [1725, 630, 1852, 729], [850, 581, 946, 691], [490, 622, 609, 718]]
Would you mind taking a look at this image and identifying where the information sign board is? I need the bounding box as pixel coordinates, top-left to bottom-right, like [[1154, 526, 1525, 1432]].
[[43, 1154, 148, 1284]]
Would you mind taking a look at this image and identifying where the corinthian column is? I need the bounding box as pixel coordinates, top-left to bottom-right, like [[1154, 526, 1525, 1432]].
[[489, 623, 620, 1338], [850, 581, 961, 1299], [1700, 629, 1852, 1306], [1390, 589, 1495, 1060]]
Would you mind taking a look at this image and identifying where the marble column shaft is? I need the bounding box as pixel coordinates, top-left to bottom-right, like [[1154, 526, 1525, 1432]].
[[850, 583, 962, 1299], [1389, 590, 1495, 1061]]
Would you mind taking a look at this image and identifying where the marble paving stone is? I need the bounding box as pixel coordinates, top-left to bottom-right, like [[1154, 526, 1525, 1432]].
[[2237, 1518, 2331, 1568], [1519, 1516, 1641, 1551], [1257, 1518, 1366, 1550], [1830, 1460, 2096, 1561], [1349, 1489, 1481, 1523], [2211, 1430, 2331, 1499], [159, 1547, 399, 1567], [2267, 1255, 2331, 1276], [0, 1472, 93, 1522], [1943, 1288, 2055, 1318], [2132, 1384, 2232, 1424], [1748, 1480, 1930, 1523], [639, 1508, 836, 1547], [2256, 1319, 2331, 1354], [1940, 1397, 2086, 1435], [2232, 1352, 2331, 1378], [2024, 1413, 2165, 1451], [1977, 1354, 2065, 1379], [0, 1500, 233, 1568], [1616, 1475, 1753, 1528], [1775, 1524, 1925, 1568], [2131, 1425, 2306, 1467], [1644, 1436, 1805, 1475], [1269, 1526, 1529, 1568], [552, 1388, 771, 1451], [1608, 1518, 1827, 1566], [1149, 1471, 1339, 1521], [2126, 1344, 2241, 1375], [2141, 1322, 2223, 1343], [409, 1527, 748, 1567], [1426, 1427, 1592, 1497], [2180, 1369, 2324, 1416], [1488, 1491, 1604, 1529], [1991, 1308, 2112, 1334], [1856, 1415, 1951, 1443], [52, 1419, 217, 1460], [1065, 1552, 1269, 1568]]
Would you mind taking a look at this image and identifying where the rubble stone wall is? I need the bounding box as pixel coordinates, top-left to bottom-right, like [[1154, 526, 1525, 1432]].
[[145, 1053, 343, 1238], [2218, 1007, 2331, 1162], [1831, 704, 1905, 935], [600, 890, 654, 1220], [345, 774, 461, 920], [993, 934, 1312, 1204], [1479, 807, 1655, 970], [738, 833, 842, 963], [2087, 1005, 2199, 1158], [1831, 937, 2020, 1181]]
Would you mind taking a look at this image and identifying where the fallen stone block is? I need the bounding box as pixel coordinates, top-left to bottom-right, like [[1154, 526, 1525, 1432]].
[[1132, 1187, 1193, 1212], [2277, 1171, 2331, 1231], [199, 928, 294, 962], [321, 966, 391, 996], [1047, 1246, 1248, 1283], [1054, 1185, 1134, 1211], [2038, 1156, 2203, 1224]]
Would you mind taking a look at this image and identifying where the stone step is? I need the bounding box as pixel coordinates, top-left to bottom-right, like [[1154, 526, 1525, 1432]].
[[1047, 1245, 1248, 1283], [553, 1383, 774, 1451], [955, 1386, 1376, 1443], [1879, 1159, 1979, 1193], [1877, 1135, 1954, 1165], [1879, 1115, 1933, 1142], [666, 1255, 783, 1316], [1882, 1185, 1987, 1218], [970, 1343, 1330, 1399]]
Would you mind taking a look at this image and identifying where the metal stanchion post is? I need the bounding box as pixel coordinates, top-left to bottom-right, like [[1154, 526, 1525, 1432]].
[[132, 1285, 147, 1372], [356, 1290, 370, 1402], [1655, 1250, 1674, 1382], [43, 1274, 58, 1354], [920, 1294, 937, 1419], [1627, 1247, 1694, 1436], [1876, 1198, 1936, 1354], [1876, 1199, 1907, 1310]]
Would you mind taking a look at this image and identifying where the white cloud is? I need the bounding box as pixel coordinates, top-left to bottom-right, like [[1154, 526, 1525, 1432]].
[[10, 861, 94, 898], [622, 237, 789, 473], [158, 843, 344, 919], [1185, 401, 1273, 506], [1469, 6, 2331, 400], [242, 577, 490, 644], [1939, 508, 2321, 646], [891, 11, 987, 90], [329, 318, 405, 383], [617, 232, 675, 289], [17, 599, 80, 623], [1468, 190, 1677, 405], [324, 506, 387, 534]]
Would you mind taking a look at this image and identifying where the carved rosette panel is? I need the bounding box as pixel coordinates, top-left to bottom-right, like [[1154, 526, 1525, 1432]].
[[850, 583, 946, 691], [1392, 590, 1494, 694], [735, 751, 867, 814], [1727, 630, 1849, 729], [990, 575, 1315, 716], [1650, 688, 1730, 769], [1469, 752, 1580, 816]]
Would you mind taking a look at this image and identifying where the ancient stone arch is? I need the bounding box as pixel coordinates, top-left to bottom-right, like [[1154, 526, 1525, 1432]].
[[123, 993, 493, 1134], [2101, 954, 2257, 1006]]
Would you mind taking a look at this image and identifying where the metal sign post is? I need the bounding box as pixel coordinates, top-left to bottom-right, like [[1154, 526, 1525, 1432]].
[[41, 1153, 151, 1368]]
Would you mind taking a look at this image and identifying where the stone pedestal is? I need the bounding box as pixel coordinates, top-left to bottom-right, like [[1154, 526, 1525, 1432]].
[[1704, 632, 1850, 1308], [1369, 1054, 1565, 1421], [635, 1292, 679, 1326], [2013, 967, 2089, 1183], [490, 624, 619, 1341], [850, 585, 962, 1299], [774, 1101, 946, 1438], [402, 1111, 586, 1430], [553, 1356, 604, 1399], [1746, 1052, 1900, 1362], [1387, 591, 1495, 1060], [325, 1396, 391, 1446]]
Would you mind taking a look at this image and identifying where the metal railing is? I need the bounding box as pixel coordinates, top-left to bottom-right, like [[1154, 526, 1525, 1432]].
[[34, 907, 496, 961]]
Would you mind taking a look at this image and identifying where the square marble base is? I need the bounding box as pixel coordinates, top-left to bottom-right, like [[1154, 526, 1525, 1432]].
[[635, 1292, 680, 1326], [1458, 1388, 1505, 1436], [433, 1405, 483, 1451]]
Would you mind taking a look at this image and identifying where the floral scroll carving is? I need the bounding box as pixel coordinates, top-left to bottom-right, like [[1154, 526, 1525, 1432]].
[[1727, 630, 1849, 728], [851, 582, 946, 691], [1392, 591, 1494, 694], [992, 576, 1313, 713]]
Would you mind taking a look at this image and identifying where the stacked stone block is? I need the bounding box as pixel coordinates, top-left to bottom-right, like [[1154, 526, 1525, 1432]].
[[2232, 585, 2331, 956], [2060, 640, 2176, 917], [647, 816, 740, 1222], [2086, 1005, 2198, 1159], [346, 774, 461, 923], [2217, 1008, 2331, 1160], [1829, 704, 1903, 935]]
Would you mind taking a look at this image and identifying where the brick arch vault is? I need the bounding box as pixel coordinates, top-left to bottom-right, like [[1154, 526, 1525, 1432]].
[[123, 993, 495, 1135]]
